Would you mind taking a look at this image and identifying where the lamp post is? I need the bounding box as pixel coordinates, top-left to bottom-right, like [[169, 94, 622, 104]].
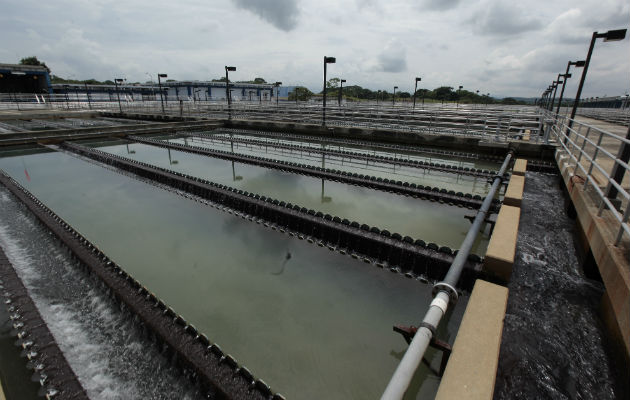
[[157, 73, 167, 114], [322, 56, 336, 126], [114, 79, 123, 113], [85, 83, 92, 110], [567, 29, 627, 132], [486, 93, 490, 107], [456, 85, 463, 108], [413, 77, 421, 110], [225, 66, 236, 119], [392, 86, 398, 106], [549, 79, 562, 111], [338, 79, 346, 106], [275, 81, 282, 106]]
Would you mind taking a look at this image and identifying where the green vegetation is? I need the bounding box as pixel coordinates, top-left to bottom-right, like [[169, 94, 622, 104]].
[[19, 56, 50, 72], [321, 79, 527, 105], [287, 86, 314, 101]]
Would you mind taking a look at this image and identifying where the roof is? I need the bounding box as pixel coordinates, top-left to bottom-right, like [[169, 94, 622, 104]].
[[0, 63, 49, 74]]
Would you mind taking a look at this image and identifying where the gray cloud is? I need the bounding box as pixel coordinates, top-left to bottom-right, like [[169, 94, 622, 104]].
[[468, 2, 543, 36], [376, 40, 407, 73], [420, 0, 463, 11], [232, 0, 299, 32]]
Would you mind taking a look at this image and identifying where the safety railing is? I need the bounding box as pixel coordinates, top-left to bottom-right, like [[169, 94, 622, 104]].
[[544, 109, 630, 245], [1, 93, 541, 140]]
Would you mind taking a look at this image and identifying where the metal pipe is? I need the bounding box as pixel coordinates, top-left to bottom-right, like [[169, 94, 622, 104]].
[[381, 150, 514, 400]]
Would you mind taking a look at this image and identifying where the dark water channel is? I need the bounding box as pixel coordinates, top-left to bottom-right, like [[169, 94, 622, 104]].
[[494, 172, 626, 400]]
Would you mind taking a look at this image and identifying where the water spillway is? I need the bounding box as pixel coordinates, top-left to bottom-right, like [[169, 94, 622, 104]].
[[0, 148, 470, 399]]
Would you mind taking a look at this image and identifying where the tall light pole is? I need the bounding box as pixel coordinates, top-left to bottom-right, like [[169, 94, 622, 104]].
[[85, 83, 92, 110], [322, 56, 336, 126], [392, 86, 398, 106], [157, 73, 167, 114], [275, 81, 282, 106], [338, 79, 346, 106], [556, 60, 584, 114], [413, 77, 421, 109], [114, 78, 123, 113], [567, 29, 627, 133], [549, 79, 562, 111], [225, 66, 236, 120], [456, 85, 463, 108]]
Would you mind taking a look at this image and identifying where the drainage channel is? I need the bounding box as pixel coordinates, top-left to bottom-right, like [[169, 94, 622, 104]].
[[0, 247, 88, 400], [175, 132, 497, 178], [0, 148, 470, 399], [61, 141, 485, 286], [129, 136, 501, 211], [0, 170, 276, 400], [92, 140, 491, 251], [212, 128, 506, 164], [163, 136, 492, 196]]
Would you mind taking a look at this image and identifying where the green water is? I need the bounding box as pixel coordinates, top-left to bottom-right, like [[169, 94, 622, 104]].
[[97, 142, 489, 253], [167, 135, 492, 196], [0, 149, 468, 399]]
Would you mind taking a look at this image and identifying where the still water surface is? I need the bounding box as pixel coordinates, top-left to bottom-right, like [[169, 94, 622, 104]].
[[167, 135, 492, 195], [96, 141, 489, 253], [0, 149, 468, 399]]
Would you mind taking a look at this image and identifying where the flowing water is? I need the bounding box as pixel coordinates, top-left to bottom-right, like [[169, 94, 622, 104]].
[[0, 149, 469, 399], [93, 141, 489, 253]]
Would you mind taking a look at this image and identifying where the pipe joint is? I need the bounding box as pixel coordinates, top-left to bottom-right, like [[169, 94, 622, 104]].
[[432, 282, 459, 304]]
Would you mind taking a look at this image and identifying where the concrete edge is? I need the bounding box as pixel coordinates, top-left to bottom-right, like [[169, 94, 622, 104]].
[[434, 279, 509, 400], [512, 159, 527, 176], [483, 204, 522, 283], [504, 174, 525, 208]]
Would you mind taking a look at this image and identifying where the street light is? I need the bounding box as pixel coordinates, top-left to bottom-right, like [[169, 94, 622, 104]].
[[275, 81, 282, 106], [456, 85, 463, 108], [322, 56, 336, 126], [549, 79, 563, 111], [85, 83, 92, 110], [556, 60, 584, 114], [338, 79, 346, 106], [114, 79, 123, 113], [392, 86, 398, 106], [225, 66, 236, 120], [413, 77, 421, 109], [157, 73, 167, 114], [567, 29, 627, 133]]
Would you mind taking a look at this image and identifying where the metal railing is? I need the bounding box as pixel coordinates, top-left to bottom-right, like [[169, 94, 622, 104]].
[[544, 109, 630, 245], [0, 93, 541, 140]]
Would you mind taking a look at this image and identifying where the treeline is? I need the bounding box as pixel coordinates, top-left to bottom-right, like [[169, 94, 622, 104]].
[[317, 79, 524, 105]]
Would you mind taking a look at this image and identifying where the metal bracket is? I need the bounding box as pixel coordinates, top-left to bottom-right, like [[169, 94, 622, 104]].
[[464, 214, 496, 236], [393, 325, 452, 377]]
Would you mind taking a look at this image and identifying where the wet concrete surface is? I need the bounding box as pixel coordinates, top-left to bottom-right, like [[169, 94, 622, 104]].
[[494, 172, 626, 399]]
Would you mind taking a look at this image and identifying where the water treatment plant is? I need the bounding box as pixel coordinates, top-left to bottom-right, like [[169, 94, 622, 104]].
[[1, 2, 630, 399]]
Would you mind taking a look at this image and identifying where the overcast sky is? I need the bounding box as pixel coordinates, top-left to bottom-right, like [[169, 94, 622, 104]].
[[1, 0, 628, 98]]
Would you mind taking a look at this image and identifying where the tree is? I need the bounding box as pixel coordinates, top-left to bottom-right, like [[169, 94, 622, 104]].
[[432, 86, 455, 101], [326, 77, 340, 90], [253, 77, 266, 84], [19, 56, 50, 72], [288, 86, 314, 101]]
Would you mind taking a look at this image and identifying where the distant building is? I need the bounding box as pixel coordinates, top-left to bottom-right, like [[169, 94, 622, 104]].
[[50, 81, 283, 102], [0, 63, 52, 94]]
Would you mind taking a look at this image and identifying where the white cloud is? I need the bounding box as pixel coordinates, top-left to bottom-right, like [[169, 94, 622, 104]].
[[0, 0, 627, 98]]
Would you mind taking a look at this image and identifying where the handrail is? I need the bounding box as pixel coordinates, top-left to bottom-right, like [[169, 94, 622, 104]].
[[380, 151, 513, 400]]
